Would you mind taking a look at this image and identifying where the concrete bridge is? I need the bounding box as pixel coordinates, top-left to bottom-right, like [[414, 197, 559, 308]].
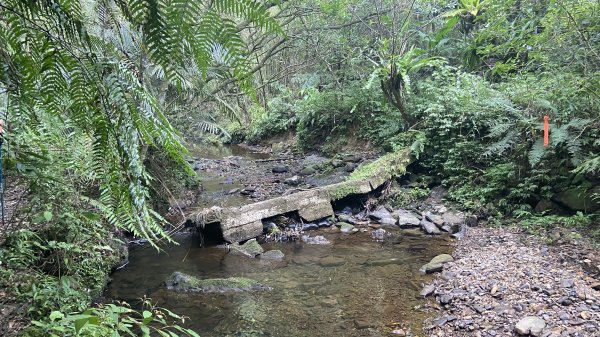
[[185, 149, 412, 243]]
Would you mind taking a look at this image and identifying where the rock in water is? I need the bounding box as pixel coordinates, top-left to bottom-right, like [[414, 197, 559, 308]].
[[369, 206, 392, 221], [421, 219, 441, 234], [337, 222, 355, 233], [372, 228, 387, 240], [165, 272, 270, 293], [302, 235, 331, 245], [319, 256, 346, 267], [229, 238, 264, 258], [515, 316, 546, 336], [420, 254, 454, 274], [272, 165, 289, 173], [259, 250, 285, 260]]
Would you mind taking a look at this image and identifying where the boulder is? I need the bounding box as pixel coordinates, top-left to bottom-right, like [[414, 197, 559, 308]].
[[330, 159, 344, 168], [430, 254, 454, 264], [369, 206, 393, 221], [515, 316, 546, 336], [420, 219, 441, 235], [552, 187, 600, 212], [302, 223, 319, 231], [272, 165, 289, 173], [424, 212, 444, 226], [394, 209, 420, 228], [165, 272, 270, 293], [378, 217, 397, 227], [259, 250, 285, 261], [229, 238, 264, 258], [442, 212, 464, 227]]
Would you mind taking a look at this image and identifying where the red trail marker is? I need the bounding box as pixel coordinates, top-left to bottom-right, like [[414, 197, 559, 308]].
[[543, 116, 549, 147]]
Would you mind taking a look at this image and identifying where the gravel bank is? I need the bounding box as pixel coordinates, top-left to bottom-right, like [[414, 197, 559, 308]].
[[424, 227, 600, 337]]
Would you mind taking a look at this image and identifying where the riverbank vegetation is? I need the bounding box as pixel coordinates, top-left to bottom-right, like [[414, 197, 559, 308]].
[[0, 0, 598, 336]]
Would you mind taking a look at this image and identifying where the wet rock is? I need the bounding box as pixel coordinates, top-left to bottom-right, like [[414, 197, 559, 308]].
[[284, 175, 302, 186], [241, 188, 255, 195], [371, 228, 387, 240], [391, 328, 406, 336], [259, 250, 285, 261], [317, 219, 332, 227], [302, 222, 319, 231], [337, 222, 355, 233], [272, 165, 289, 173], [302, 235, 331, 245], [515, 316, 546, 336], [227, 188, 241, 194], [420, 284, 435, 297], [319, 256, 346, 267], [366, 258, 402, 266], [421, 219, 441, 235], [378, 217, 397, 227], [420, 263, 444, 274], [165, 272, 270, 293], [229, 238, 264, 258], [394, 209, 421, 227], [336, 213, 358, 225]]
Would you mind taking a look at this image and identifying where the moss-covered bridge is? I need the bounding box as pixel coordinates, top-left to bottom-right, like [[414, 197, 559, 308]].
[[185, 149, 412, 243]]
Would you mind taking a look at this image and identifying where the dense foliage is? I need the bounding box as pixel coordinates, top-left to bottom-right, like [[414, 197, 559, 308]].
[[1, 0, 599, 335]]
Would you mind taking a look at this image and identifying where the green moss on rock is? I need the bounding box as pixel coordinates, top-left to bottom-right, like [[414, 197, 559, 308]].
[[165, 272, 271, 292]]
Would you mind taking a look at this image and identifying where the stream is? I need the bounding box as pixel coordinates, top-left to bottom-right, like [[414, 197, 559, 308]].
[[105, 145, 454, 336]]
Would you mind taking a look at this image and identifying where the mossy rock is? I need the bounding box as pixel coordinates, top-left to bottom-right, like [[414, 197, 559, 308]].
[[229, 238, 264, 258], [165, 272, 271, 292]]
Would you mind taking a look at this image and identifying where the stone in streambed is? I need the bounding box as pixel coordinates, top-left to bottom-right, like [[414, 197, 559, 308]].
[[229, 238, 264, 258], [429, 254, 454, 264], [337, 222, 356, 233], [421, 219, 441, 235], [165, 272, 270, 293], [272, 165, 289, 173], [299, 166, 316, 176], [420, 284, 435, 297], [394, 209, 420, 227], [284, 175, 302, 186], [259, 250, 285, 260], [515, 316, 546, 336], [420, 254, 454, 274], [336, 213, 358, 225], [424, 211, 444, 226], [369, 206, 392, 221]]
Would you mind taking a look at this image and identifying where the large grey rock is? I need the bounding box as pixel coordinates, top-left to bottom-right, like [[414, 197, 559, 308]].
[[424, 212, 444, 226], [369, 206, 392, 221], [342, 154, 362, 163], [420, 254, 454, 274], [299, 167, 316, 176], [442, 212, 464, 226], [378, 217, 397, 227], [229, 238, 264, 258], [165, 272, 270, 293], [394, 209, 420, 228], [430, 254, 454, 264], [421, 219, 441, 235], [515, 316, 546, 336]]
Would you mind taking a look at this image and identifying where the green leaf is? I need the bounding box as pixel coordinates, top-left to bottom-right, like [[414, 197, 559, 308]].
[[43, 211, 53, 222], [49, 311, 64, 321]]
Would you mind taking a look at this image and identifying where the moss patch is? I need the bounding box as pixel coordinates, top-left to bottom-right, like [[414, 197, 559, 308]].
[[165, 272, 271, 293], [348, 149, 411, 182]]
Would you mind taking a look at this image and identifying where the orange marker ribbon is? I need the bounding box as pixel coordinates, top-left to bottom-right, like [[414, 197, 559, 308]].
[[543, 116, 549, 147]]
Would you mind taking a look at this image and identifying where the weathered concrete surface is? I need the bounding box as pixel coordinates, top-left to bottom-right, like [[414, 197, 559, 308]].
[[187, 149, 412, 243]]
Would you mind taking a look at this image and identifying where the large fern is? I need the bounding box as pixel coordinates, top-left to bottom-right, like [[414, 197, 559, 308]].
[[0, 0, 280, 244]]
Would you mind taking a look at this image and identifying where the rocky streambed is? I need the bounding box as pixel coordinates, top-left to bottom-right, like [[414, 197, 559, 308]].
[[423, 227, 600, 337]]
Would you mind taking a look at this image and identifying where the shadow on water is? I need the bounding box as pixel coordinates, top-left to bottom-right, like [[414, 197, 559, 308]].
[[106, 229, 453, 337]]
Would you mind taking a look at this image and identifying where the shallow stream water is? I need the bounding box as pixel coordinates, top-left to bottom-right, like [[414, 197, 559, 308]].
[[106, 145, 453, 336], [107, 230, 452, 337]]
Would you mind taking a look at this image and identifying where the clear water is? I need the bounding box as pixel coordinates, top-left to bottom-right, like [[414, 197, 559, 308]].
[[106, 229, 452, 337]]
